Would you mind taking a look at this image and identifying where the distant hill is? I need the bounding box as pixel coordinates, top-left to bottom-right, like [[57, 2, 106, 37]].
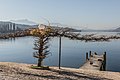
[[80, 26, 120, 32], [15, 24, 38, 30], [49, 26, 81, 32], [3, 20, 120, 32], [10, 19, 38, 25], [81, 29, 113, 32], [113, 27, 120, 32], [0, 20, 79, 32]]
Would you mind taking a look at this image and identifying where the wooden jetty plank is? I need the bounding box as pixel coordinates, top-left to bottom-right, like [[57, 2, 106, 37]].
[[80, 52, 106, 71]]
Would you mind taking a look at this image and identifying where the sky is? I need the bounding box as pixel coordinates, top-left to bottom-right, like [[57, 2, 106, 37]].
[[0, 0, 120, 30]]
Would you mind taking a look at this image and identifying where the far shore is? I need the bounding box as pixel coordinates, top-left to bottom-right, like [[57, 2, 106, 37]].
[[0, 29, 120, 42], [0, 62, 119, 80]]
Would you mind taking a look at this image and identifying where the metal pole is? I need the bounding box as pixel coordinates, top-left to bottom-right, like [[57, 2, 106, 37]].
[[59, 36, 61, 69]]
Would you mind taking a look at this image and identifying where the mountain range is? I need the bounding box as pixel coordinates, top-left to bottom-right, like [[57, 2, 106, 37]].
[[113, 27, 120, 32], [10, 19, 38, 25], [0, 19, 120, 32]]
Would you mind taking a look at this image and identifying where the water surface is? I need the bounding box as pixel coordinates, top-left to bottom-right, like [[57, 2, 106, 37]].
[[0, 32, 120, 72]]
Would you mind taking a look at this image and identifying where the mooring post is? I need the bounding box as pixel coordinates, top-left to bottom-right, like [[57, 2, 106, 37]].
[[103, 52, 106, 71], [94, 52, 97, 55], [89, 51, 92, 57], [86, 52, 88, 61]]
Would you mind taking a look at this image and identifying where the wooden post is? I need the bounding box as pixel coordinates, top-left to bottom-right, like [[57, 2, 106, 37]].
[[81, 52, 106, 71], [59, 36, 61, 69], [89, 51, 92, 57], [86, 52, 88, 61], [103, 52, 106, 71], [94, 52, 97, 55]]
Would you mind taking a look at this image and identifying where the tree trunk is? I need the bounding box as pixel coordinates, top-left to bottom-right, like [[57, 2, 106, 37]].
[[38, 58, 43, 67]]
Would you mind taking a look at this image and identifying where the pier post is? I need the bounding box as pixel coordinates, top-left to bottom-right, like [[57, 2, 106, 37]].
[[94, 52, 97, 55], [103, 52, 106, 71], [80, 52, 107, 71], [89, 51, 92, 57], [86, 52, 88, 61]]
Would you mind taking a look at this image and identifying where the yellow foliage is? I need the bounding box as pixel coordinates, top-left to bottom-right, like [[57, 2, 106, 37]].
[[30, 27, 52, 36]]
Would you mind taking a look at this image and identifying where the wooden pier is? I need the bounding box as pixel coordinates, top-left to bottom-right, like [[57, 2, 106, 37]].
[[80, 51, 106, 71]]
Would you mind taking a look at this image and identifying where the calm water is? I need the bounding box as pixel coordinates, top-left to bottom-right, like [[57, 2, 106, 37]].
[[0, 32, 120, 72]]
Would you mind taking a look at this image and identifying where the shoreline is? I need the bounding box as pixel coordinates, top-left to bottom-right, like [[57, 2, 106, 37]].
[[0, 30, 120, 41], [0, 62, 119, 80]]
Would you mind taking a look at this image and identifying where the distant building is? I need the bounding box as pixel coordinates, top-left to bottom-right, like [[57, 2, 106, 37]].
[[0, 22, 17, 33], [38, 24, 47, 30]]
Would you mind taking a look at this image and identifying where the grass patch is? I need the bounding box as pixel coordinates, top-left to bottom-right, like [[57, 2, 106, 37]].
[[31, 66, 50, 70]]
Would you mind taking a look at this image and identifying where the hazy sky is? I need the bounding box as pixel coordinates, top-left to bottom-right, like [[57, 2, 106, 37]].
[[0, 0, 120, 29]]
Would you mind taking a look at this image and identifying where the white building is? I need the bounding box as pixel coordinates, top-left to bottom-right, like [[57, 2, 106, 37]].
[[38, 24, 47, 30]]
